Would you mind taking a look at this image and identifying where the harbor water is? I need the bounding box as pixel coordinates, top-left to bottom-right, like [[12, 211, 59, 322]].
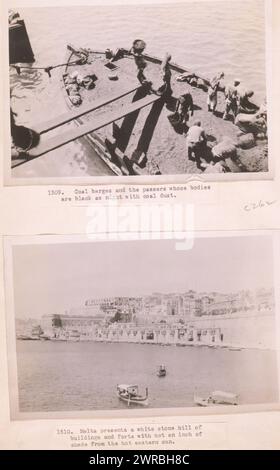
[[17, 340, 278, 412], [11, 1, 266, 177]]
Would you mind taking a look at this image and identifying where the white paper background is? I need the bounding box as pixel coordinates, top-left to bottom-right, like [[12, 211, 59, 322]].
[[0, 0, 280, 450]]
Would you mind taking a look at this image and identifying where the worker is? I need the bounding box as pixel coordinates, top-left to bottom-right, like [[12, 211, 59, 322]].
[[158, 53, 172, 96], [185, 120, 207, 167], [176, 71, 198, 87], [134, 55, 147, 84], [223, 79, 240, 120], [207, 72, 224, 113], [175, 93, 194, 124]]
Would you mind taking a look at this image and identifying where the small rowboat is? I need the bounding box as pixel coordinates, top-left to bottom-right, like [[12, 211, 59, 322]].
[[117, 384, 149, 406], [194, 390, 239, 406]]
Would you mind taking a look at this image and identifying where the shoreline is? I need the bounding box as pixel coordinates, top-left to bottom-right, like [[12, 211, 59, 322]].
[[16, 337, 275, 352]]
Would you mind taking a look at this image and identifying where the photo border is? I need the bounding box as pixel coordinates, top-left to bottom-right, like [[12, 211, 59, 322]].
[[4, 230, 280, 421], [1, 0, 274, 186]]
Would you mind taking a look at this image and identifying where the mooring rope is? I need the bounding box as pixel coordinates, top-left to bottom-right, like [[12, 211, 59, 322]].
[[9, 47, 135, 77], [10, 56, 88, 77]]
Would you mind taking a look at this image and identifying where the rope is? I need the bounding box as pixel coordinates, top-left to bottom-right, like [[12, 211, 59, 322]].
[[10, 56, 89, 77], [9, 47, 132, 77]]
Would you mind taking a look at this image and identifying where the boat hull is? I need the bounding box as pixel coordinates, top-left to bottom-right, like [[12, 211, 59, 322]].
[[194, 394, 238, 406], [57, 44, 267, 176], [117, 393, 149, 406]]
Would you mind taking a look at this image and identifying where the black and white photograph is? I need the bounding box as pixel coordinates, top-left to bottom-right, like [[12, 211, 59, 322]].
[[8, 0, 269, 182], [6, 233, 279, 418]]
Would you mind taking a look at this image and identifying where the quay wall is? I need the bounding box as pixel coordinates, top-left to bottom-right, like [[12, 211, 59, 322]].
[[186, 311, 276, 349], [42, 310, 276, 350]]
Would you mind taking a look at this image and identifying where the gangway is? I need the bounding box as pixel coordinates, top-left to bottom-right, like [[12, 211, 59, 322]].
[[24, 93, 161, 160]]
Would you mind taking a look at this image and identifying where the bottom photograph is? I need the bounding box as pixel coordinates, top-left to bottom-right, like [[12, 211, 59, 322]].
[[5, 233, 279, 417]]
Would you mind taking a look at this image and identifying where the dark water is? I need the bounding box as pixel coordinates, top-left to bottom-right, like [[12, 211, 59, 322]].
[[11, 1, 266, 177], [17, 341, 278, 412]]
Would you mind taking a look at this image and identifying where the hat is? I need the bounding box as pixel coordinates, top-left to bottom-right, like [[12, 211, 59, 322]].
[[132, 39, 146, 53], [233, 79, 240, 86]]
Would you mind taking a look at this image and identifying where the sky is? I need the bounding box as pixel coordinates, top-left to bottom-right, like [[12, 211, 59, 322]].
[[12, 235, 274, 319]]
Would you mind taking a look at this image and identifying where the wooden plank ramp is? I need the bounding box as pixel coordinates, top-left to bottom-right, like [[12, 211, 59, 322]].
[[26, 94, 161, 159], [35, 84, 142, 134]]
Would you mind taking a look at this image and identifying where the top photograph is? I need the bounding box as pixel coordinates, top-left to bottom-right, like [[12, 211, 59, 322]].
[[8, 0, 269, 183]]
